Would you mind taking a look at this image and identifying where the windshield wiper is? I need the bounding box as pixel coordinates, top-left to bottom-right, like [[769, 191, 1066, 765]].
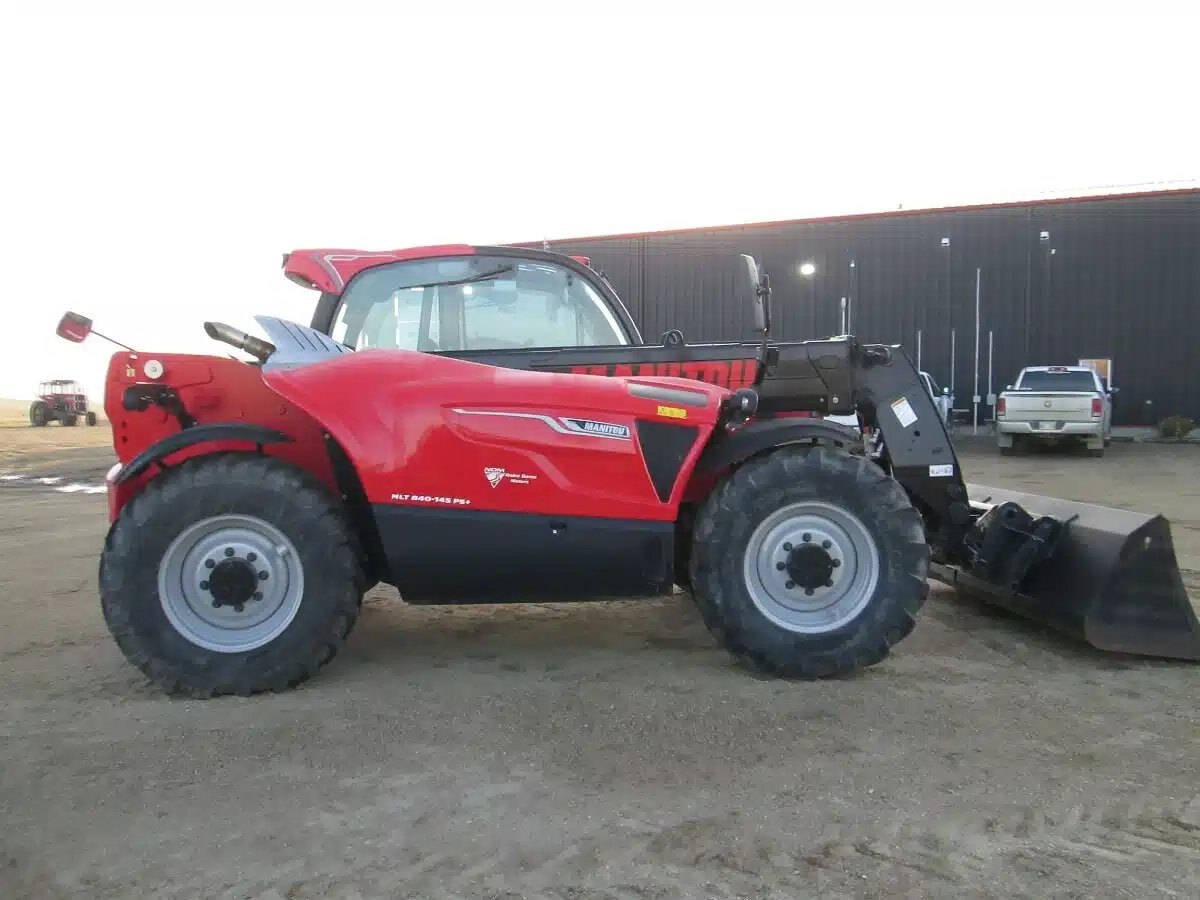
[[399, 265, 513, 291]]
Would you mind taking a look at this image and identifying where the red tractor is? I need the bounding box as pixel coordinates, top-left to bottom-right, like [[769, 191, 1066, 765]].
[[29, 380, 98, 427], [54, 248, 1199, 697]]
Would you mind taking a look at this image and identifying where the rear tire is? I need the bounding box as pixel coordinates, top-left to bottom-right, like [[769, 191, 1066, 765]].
[[99, 453, 363, 697], [62, 414, 78, 426], [689, 445, 930, 679], [29, 401, 47, 426]]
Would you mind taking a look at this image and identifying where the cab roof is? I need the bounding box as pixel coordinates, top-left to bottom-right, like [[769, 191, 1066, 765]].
[[282, 245, 593, 296]]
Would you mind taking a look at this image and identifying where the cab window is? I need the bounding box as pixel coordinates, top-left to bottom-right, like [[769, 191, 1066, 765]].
[[330, 255, 629, 352]]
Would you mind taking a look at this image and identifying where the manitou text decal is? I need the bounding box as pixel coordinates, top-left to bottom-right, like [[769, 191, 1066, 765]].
[[484, 467, 539, 487], [567, 359, 756, 389], [561, 418, 630, 439], [451, 408, 630, 440]]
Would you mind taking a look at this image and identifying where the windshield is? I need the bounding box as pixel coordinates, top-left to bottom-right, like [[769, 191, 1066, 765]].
[[330, 255, 629, 352], [1016, 370, 1097, 392]]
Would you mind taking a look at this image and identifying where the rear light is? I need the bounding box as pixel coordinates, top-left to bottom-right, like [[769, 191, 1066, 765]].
[[1091, 397, 1103, 417], [284, 271, 318, 289], [996, 397, 1006, 416]]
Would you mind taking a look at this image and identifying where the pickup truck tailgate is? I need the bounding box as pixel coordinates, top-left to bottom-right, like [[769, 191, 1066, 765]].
[[1006, 392, 1096, 422]]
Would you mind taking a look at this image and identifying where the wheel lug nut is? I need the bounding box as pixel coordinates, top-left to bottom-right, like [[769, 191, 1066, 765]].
[[211, 599, 221, 608], [224, 547, 235, 557], [253, 591, 263, 601], [805, 588, 815, 596], [204, 559, 215, 569], [247, 552, 257, 563], [783, 542, 793, 552], [258, 571, 269, 581], [802, 533, 812, 543], [200, 580, 210, 590], [822, 540, 832, 549], [233, 603, 244, 613], [832, 559, 841, 567], [825, 580, 834, 587], [776, 562, 786, 571], [785, 581, 795, 589]]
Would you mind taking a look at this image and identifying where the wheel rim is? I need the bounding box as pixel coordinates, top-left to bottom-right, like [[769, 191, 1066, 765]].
[[157, 514, 304, 653], [742, 501, 880, 634]]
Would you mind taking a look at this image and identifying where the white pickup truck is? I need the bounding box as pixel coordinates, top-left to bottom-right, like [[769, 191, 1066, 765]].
[[996, 365, 1113, 457]]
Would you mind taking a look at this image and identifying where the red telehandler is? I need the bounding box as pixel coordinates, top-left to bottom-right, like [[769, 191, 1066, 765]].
[[55, 247, 1199, 697]]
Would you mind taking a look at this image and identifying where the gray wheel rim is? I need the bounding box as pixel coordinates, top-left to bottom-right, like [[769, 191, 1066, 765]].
[[742, 500, 880, 634], [157, 514, 304, 653]]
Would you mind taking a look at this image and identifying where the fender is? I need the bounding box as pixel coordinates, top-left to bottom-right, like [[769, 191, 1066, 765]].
[[113, 423, 293, 485], [695, 418, 862, 474]]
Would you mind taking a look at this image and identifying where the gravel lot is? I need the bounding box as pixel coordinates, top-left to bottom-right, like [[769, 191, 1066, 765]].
[[2, 430, 1198, 899]]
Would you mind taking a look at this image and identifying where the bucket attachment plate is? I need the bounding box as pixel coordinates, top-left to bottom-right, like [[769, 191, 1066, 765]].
[[932, 484, 1200, 661]]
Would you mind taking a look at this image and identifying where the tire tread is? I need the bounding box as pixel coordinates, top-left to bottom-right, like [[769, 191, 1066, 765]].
[[100, 453, 362, 697], [689, 444, 930, 679]]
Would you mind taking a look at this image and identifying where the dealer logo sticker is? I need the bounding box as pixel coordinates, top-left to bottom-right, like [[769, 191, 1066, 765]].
[[483, 467, 539, 487]]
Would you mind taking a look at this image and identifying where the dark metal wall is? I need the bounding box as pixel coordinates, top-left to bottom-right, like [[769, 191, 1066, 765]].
[[542, 191, 1200, 426]]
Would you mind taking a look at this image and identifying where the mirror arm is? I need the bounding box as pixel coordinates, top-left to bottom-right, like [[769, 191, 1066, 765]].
[[91, 330, 136, 352], [752, 272, 773, 387]]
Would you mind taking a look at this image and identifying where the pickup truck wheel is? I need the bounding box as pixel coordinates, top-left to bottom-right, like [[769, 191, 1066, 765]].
[[689, 444, 929, 679], [99, 453, 363, 697]]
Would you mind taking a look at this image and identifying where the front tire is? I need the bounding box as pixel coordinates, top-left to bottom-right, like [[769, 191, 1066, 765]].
[[689, 445, 929, 679], [29, 401, 47, 426], [99, 453, 363, 697], [86, 411, 98, 426]]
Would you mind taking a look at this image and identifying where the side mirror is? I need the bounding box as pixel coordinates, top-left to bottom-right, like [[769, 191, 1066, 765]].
[[942, 386, 949, 395], [1110, 386, 1120, 394], [57, 311, 93, 343], [738, 254, 768, 334], [1006, 384, 1013, 391], [55, 310, 134, 351], [741, 253, 760, 293]]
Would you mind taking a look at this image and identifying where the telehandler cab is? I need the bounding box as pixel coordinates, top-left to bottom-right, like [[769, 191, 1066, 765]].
[[55, 248, 1199, 696]]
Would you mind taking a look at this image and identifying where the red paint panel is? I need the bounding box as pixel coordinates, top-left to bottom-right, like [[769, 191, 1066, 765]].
[[264, 351, 726, 522]]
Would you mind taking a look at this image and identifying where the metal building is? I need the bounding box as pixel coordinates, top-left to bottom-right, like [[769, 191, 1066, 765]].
[[529, 187, 1200, 427]]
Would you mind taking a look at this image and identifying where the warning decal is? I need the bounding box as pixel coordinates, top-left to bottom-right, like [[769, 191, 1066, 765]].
[[891, 397, 918, 428]]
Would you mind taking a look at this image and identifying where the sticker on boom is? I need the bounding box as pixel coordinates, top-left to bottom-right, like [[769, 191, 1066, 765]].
[[891, 396, 918, 428], [657, 405, 688, 419]]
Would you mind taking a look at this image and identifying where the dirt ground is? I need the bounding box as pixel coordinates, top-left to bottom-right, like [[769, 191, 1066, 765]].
[[2, 429, 1198, 899]]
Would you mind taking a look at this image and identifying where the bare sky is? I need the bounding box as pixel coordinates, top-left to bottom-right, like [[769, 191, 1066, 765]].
[[4, 1, 1197, 403]]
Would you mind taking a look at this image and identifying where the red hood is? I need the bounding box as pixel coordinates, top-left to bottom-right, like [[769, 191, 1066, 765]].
[[282, 245, 595, 295]]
